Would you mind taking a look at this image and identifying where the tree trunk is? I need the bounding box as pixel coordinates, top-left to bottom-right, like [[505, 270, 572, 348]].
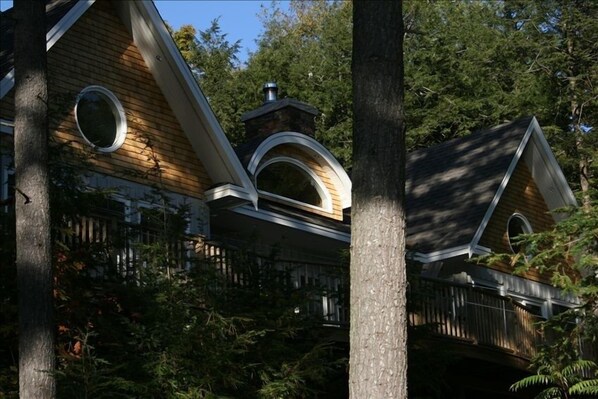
[[350, 1, 407, 398], [565, 20, 591, 211], [13, 1, 55, 398]]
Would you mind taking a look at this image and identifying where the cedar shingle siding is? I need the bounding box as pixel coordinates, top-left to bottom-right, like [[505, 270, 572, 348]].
[[480, 159, 553, 283], [1, 1, 212, 199]]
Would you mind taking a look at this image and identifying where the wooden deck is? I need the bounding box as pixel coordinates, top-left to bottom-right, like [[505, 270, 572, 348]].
[[408, 278, 542, 361], [57, 214, 545, 361]]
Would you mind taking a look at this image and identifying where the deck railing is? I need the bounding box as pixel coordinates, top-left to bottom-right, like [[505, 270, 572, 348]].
[[56, 213, 545, 359], [408, 278, 542, 360]]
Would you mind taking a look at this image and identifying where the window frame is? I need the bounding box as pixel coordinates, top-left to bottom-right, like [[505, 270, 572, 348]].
[[507, 213, 533, 255], [255, 156, 333, 213], [75, 85, 127, 153]]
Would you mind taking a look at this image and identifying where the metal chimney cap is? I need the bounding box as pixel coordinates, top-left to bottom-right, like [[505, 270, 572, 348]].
[[263, 82, 278, 103]]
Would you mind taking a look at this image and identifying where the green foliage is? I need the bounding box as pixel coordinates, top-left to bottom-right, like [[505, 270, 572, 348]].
[[50, 235, 345, 398], [171, 0, 597, 191], [509, 357, 598, 398], [483, 201, 598, 398]]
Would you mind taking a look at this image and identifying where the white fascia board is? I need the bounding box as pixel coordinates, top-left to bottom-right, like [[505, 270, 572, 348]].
[[0, 119, 14, 134], [527, 117, 577, 207], [410, 245, 471, 263], [468, 119, 535, 252], [113, 1, 258, 206], [233, 205, 351, 243], [205, 183, 253, 203], [0, 0, 95, 99], [247, 131, 352, 208], [410, 244, 492, 264]]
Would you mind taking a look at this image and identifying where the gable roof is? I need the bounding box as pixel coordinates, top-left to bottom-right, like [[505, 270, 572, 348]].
[[0, 0, 258, 208], [408, 116, 577, 262]]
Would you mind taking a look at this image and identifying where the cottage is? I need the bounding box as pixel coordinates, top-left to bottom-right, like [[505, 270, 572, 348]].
[[0, 1, 584, 397]]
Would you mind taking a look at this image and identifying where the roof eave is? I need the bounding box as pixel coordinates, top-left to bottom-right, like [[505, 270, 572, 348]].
[[468, 117, 577, 252], [0, 0, 95, 99], [114, 1, 258, 207]]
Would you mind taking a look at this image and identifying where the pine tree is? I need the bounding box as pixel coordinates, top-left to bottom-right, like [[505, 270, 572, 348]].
[[13, 0, 55, 397], [350, 1, 408, 397]]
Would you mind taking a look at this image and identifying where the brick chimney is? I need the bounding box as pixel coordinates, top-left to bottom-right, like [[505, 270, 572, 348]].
[[241, 83, 319, 140]]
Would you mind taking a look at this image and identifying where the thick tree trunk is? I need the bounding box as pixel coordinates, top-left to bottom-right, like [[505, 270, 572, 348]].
[[13, 1, 55, 398], [350, 1, 407, 398]]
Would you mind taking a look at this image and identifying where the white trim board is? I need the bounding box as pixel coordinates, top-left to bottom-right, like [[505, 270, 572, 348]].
[[247, 131, 352, 209], [233, 205, 351, 243], [0, 0, 96, 99]]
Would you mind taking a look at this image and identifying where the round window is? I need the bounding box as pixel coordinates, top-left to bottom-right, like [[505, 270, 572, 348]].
[[507, 213, 533, 254], [75, 86, 126, 152]]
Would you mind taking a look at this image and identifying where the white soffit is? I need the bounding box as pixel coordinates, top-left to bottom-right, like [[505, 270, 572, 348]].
[[103, 1, 258, 206], [234, 205, 351, 243]]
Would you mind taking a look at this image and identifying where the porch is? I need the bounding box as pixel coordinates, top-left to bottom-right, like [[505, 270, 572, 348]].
[[58, 214, 545, 362]]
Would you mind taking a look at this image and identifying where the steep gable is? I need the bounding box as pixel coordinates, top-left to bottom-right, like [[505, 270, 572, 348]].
[[45, 0, 211, 198], [407, 116, 576, 263], [0, 0, 257, 207]]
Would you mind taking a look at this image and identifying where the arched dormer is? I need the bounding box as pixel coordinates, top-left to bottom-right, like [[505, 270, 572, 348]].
[[256, 156, 333, 212], [246, 131, 351, 220]]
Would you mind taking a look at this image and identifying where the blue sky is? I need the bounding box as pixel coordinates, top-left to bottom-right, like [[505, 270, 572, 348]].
[[154, 0, 281, 64], [0, 0, 286, 64]]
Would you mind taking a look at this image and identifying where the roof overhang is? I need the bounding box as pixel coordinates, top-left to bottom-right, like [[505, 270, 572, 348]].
[[409, 244, 491, 264], [1, 0, 95, 98], [468, 117, 577, 254], [205, 183, 254, 209], [1, 0, 258, 208]]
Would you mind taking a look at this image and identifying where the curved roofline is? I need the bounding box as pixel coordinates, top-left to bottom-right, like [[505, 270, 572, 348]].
[[246, 131, 352, 209], [256, 156, 334, 213]]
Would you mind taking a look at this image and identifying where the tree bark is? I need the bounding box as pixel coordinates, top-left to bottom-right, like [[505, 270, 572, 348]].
[[565, 19, 591, 211], [13, 0, 55, 398], [350, 1, 407, 398]]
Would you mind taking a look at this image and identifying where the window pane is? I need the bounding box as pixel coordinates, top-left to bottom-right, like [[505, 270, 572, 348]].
[[258, 162, 322, 207], [77, 91, 117, 148]]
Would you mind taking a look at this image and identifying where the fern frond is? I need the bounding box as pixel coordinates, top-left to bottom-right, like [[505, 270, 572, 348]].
[[510, 374, 554, 391], [569, 379, 598, 395], [535, 386, 563, 399], [562, 359, 598, 377]]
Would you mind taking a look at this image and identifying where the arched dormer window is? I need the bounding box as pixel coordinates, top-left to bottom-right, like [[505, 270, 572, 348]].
[[256, 157, 332, 212]]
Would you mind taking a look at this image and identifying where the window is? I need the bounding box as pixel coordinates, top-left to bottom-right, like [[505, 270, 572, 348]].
[[257, 160, 325, 208], [75, 86, 126, 152], [0, 151, 14, 209], [511, 295, 546, 318], [507, 213, 533, 255]]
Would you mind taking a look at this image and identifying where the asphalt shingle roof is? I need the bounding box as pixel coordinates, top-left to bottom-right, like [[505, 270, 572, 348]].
[[405, 116, 532, 252]]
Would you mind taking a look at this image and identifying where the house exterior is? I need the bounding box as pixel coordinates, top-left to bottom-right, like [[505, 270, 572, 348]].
[[0, 1, 584, 397]]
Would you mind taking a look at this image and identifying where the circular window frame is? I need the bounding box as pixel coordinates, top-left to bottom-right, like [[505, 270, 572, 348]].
[[507, 213, 533, 255], [75, 85, 127, 153]]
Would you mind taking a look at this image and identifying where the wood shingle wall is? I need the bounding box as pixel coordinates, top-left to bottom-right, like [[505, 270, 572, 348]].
[[479, 158, 554, 283], [1, 0, 212, 200]]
